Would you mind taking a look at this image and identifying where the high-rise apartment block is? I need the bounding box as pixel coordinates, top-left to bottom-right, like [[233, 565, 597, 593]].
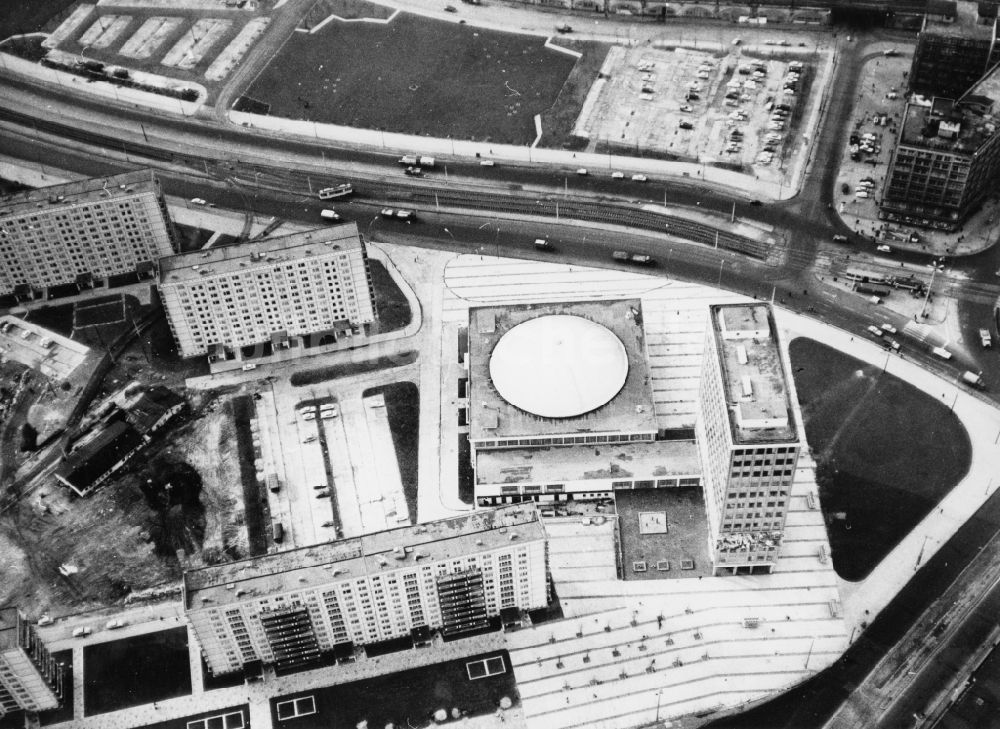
[[0, 170, 175, 296], [697, 304, 801, 576], [0, 608, 63, 717], [908, 2, 1000, 99], [184, 505, 547, 676], [881, 64, 1000, 230], [158, 223, 376, 359]]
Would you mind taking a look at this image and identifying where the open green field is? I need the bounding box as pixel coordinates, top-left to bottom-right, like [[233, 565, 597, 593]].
[[0, 0, 76, 41], [243, 13, 579, 145], [789, 338, 971, 582]]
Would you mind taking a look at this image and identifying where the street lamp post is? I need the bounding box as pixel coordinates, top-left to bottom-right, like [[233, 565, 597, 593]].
[[920, 259, 944, 319]]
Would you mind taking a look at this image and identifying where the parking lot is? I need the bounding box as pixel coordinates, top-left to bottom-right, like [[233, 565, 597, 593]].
[[834, 50, 911, 241], [254, 378, 411, 549], [573, 44, 814, 184]]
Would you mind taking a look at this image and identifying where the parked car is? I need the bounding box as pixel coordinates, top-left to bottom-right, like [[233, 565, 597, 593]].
[[631, 174, 648, 182], [105, 619, 127, 630], [72, 627, 92, 638], [189, 198, 207, 206]]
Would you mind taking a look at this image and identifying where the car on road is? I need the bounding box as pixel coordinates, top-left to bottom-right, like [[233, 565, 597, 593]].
[[881, 323, 897, 334], [883, 48, 900, 57], [444, 4, 457, 11], [887, 339, 901, 351], [613, 250, 653, 265], [322, 521, 336, 527], [556, 24, 573, 33], [980, 328, 993, 348], [404, 166, 423, 176], [631, 174, 648, 182], [320, 209, 340, 221], [313, 484, 327, 490], [876, 244, 892, 253], [611, 171, 625, 179], [680, 105, 693, 113], [866, 325, 884, 337], [575, 168, 588, 176], [534, 238, 551, 249], [678, 121, 694, 130], [315, 490, 330, 498], [189, 198, 207, 206]]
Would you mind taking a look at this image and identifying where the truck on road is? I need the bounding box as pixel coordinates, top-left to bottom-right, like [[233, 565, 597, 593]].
[[320, 209, 340, 221], [962, 371, 985, 388], [399, 155, 435, 168]]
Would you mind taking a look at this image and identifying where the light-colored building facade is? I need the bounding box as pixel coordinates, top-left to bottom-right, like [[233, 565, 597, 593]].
[[697, 304, 801, 576], [184, 505, 547, 676], [0, 608, 63, 717], [0, 170, 175, 295], [158, 223, 376, 359]]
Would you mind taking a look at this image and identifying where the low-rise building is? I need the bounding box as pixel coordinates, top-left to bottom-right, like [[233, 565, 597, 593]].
[[55, 386, 185, 496]]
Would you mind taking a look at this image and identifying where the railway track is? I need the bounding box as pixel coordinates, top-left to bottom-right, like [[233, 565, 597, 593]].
[[0, 106, 768, 260]]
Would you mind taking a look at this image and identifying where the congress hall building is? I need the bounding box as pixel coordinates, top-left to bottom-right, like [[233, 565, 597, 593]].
[[465, 300, 801, 576]]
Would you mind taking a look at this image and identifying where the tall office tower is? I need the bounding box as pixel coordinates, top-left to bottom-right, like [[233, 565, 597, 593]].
[[0, 170, 175, 295], [697, 304, 801, 576], [158, 223, 376, 359], [0, 608, 63, 717], [908, 3, 1000, 99], [184, 505, 548, 676], [881, 64, 1000, 230]]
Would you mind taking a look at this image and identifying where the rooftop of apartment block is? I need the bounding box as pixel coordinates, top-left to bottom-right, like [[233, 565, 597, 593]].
[[159, 223, 365, 285], [0, 169, 158, 219], [183, 504, 545, 609], [709, 303, 797, 445]]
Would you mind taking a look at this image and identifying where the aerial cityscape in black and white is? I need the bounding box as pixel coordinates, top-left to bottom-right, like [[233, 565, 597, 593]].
[[1, 0, 1000, 728]]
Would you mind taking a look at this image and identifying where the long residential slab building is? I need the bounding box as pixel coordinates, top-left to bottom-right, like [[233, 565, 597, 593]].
[[183, 504, 548, 676], [158, 223, 376, 359], [0, 170, 175, 295], [0, 608, 63, 717]]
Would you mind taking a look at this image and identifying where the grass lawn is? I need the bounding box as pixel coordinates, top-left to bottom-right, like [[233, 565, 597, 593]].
[[788, 338, 971, 581], [244, 13, 578, 145], [369, 260, 411, 333], [363, 382, 418, 520], [270, 650, 517, 729], [301, 0, 395, 24], [290, 351, 418, 385], [83, 627, 192, 716], [0, 0, 77, 40], [540, 39, 610, 150]]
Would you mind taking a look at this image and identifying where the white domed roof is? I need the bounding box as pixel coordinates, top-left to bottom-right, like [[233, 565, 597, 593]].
[[488, 315, 628, 418]]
